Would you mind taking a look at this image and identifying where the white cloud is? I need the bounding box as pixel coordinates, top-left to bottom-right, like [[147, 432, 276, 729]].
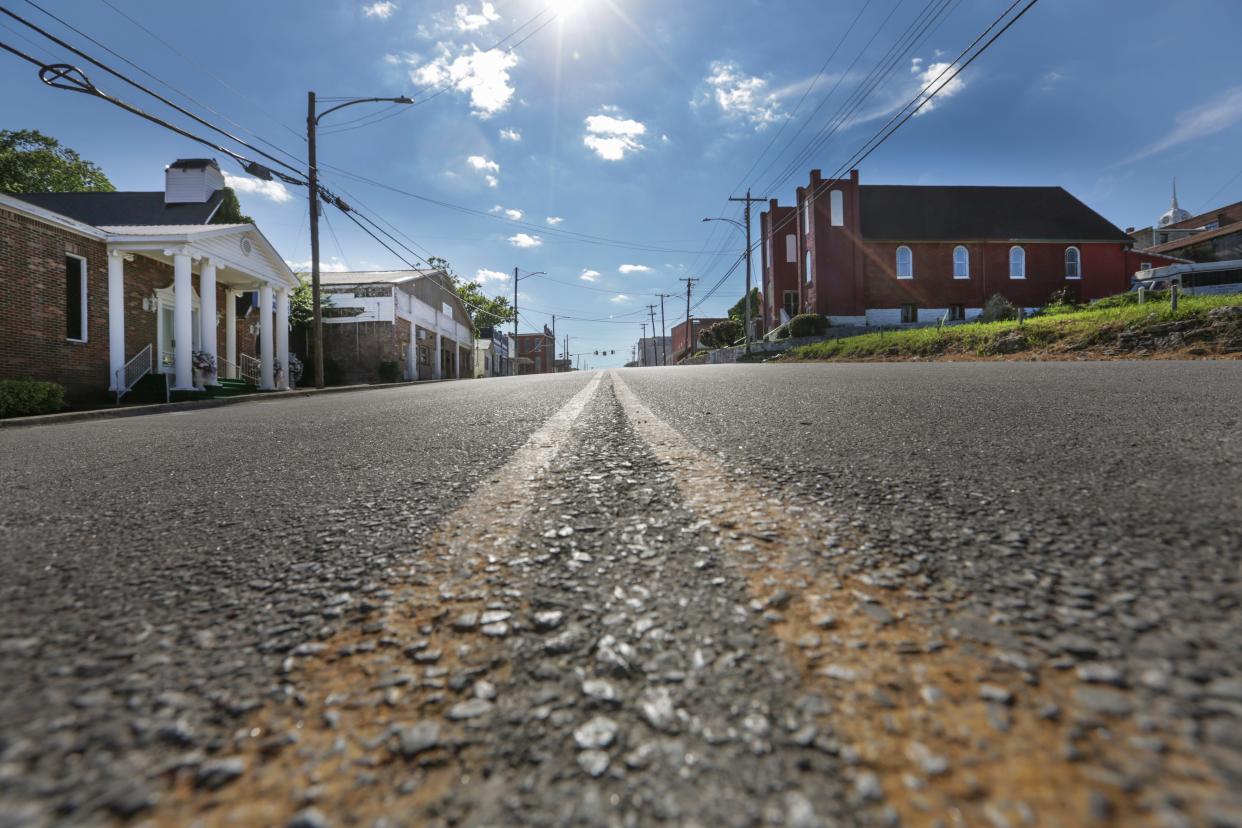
[[910, 58, 966, 116], [546, 216, 564, 226], [583, 110, 647, 161], [619, 264, 652, 274], [1123, 86, 1242, 164], [223, 173, 292, 204], [490, 204, 522, 220], [580, 269, 600, 282], [508, 233, 542, 248], [363, 1, 397, 19], [413, 44, 518, 118], [454, 1, 499, 31], [499, 127, 521, 141], [467, 155, 500, 187], [475, 267, 509, 283], [699, 60, 781, 128], [610, 293, 630, 303], [285, 256, 349, 273]]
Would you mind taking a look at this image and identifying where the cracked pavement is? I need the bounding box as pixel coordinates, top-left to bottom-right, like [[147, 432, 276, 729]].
[[1, 362, 1241, 827]]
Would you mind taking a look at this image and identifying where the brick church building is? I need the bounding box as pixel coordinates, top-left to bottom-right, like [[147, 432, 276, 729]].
[[761, 169, 1181, 329]]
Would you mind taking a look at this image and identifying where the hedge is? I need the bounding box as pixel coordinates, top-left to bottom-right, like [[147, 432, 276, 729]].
[[0, 379, 66, 419], [788, 313, 828, 338]]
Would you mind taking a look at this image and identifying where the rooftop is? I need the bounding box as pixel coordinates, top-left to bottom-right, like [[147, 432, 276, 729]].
[[5, 190, 225, 227]]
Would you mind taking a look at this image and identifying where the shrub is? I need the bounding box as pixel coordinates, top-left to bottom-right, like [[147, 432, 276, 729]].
[[979, 293, 1019, 323], [788, 313, 827, 338], [378, 360, 402, 383], [0, 378, 65, 418], [702, 319, 743, 348], [771, 323, 791, 340]]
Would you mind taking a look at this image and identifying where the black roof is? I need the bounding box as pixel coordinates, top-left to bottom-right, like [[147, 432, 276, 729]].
[[6, 190, 223, 227], [859, 185, 1130, 242]]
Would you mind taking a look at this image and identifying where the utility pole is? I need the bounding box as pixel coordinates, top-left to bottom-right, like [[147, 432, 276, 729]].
[[307, 92, 412, 388], [656, 293, 671, 365], [639, 323, 647, 366], [551, 314, 556, 373], [728, 189, 769, 355], [647, 304, 658, 367], [679, 277, 698, 360], [564, 335, 569, 369]]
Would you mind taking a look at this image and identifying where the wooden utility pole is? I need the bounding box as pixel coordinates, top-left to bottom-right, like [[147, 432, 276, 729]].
[[639, 323, 647, 366], [307, 91, 323, 388], [647, 305, 658, 366], [679, 277, 698, 360], [728, 190, 769, 354], [511, 266, 519, 375], [551, 314, 556, 373], [656, 293, 672, 365]]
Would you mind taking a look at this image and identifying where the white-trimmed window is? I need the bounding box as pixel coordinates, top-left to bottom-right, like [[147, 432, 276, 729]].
[[65, 254, 87, 342], [1064, 246, 1081, 279], [785, 234, 796, 263], [765, 235, 771, 269], [896, 245, 913, 279], [829, 189, 844, 226], [804, 249, 813, 284], [803, 197, 811, 234], [952, 245, 969, 279], [1009, 246, 1026, 279], [783, 291, 798, 318]]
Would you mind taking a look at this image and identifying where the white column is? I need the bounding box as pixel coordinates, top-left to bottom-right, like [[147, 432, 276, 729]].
[[406, 339, 417, 381], [171, 249, 194, 390], [433, 332, 442, 380], [199, 258, 218, 385], [454, 340, 461, 379], [276, 288, 290, 390], [224, 288, 237, 379], [107, 250, 126, 390], [259, 283, 275, 390]]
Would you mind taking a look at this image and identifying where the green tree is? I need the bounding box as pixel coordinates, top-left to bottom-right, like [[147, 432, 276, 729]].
[[727, 287, 762, 324], [289, 276, 316, 327], [427, 256, 514, 330], [212, 187, 253, 224], [0, 129, 114, 192]]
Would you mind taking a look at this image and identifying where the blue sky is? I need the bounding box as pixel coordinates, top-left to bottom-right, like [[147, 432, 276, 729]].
[[4, 0, 1241, 366]]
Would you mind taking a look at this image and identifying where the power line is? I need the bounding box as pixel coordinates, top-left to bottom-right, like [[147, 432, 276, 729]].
[[2, 4, 306, 179]]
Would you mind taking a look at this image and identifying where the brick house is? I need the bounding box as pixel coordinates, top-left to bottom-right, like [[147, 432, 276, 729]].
[[670, 317, 728, 362], [1, 159, 297, 403], [761, 169, 1182, 327], [319, 270, 474, 384], [474, 326, 509, 378], [512, 326, 555, 374]]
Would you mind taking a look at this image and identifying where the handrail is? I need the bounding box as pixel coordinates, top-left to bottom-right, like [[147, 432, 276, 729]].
[[217, 356, 238, 380], [114, 344, 152, 405], [239, 353, 261, 386]]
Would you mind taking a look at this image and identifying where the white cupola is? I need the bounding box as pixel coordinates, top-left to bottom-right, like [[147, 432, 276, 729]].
[[1158, 178, 1192, 228], [164, 158, 225, 205]]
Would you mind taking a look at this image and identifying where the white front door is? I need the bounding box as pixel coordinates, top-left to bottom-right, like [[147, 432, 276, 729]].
[[157, 301, 201, 373]]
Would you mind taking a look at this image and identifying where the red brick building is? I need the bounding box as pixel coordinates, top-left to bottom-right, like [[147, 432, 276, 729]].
[[1, 159, 298, 403], [670, 317, 728, 362], [761, 169, 1181, 327], [513, 326, 555, 374]]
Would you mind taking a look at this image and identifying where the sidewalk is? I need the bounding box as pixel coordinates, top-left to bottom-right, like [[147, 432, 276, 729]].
[[0, 379, 440, 429]]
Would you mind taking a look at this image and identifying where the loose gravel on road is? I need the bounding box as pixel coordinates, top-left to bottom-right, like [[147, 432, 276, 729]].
[[1, 363, 1240, 827]]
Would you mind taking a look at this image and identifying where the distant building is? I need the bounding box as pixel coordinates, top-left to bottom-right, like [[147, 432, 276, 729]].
[[474, 326, 509, 378], [635, 336, 672, 366], [512, 325, 555, 374], [761, 169, 1180, 327], [670, 318, 728, 362], [1129, 182, 1242, 264], [319, 270, 473, 383]]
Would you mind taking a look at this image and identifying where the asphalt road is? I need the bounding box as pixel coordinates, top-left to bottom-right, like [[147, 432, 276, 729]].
[[1, 362, 1240, 827]]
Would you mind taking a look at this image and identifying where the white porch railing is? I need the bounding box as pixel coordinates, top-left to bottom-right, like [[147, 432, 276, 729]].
[[239, 353, 262, 386], [114, 344, 152, 404]]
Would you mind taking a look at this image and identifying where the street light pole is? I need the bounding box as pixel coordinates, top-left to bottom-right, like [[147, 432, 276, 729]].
[[308, 92, 413, 388], [707, 191, 768, 356], [510, 269, 544, 375]]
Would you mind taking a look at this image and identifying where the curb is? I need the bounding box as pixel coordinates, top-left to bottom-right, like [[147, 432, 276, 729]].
[[0, 379, 445, 429]]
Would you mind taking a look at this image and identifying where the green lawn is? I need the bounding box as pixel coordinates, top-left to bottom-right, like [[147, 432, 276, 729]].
[[783, 292, 1242, 361]]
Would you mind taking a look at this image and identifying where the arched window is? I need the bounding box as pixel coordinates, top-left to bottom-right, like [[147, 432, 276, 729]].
[[830, 189, 844, 226], [1065, 246, 1081, 279], [1009, 246, 1026, 279], [896, 246, 913, 279], [953, 245, 970, 279]]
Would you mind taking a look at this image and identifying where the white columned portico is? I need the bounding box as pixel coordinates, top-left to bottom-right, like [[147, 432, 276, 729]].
[[433, 332, 443, 380], [259, 283, 275, 390], [170, 248, 195, 390], [107, 250, 127, 390], [224, 288, 237, 379], [200, 258, 218, 385], [276, 288, 290, 390]]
